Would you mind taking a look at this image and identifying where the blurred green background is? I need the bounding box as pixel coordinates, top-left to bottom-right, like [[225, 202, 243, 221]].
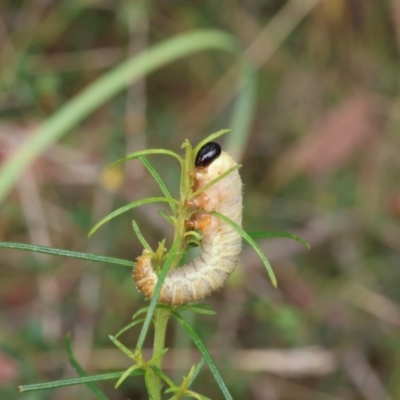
[[1, 0, 400, 399]]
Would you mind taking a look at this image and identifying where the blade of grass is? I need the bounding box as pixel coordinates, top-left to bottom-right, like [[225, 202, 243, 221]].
[[115, 318, 146, 338], [115, 364, 141, 389], [211, 211, 277, 287], [111, 149, 183, 168], [189, 165, 241, 200], [0, 30, 243, 202], [157, 209, 175, 226], [150, 365, 175, 388], [193, 129, 231, 156], [109, 335, 136, 358], [188, 358, 206, 387], [19, 371, 142, 393], [132, 220, 153, 252], [180, 304, 216, 315], [248, 231, 310, 249], [89, 197, 178, 236], [138, 156, 177, 212], [0, 242, 134, 267], [136, 237, 181, 350], [172, 312, 233, 400], [184, 390, 212, 400], [128, 304, 169, 324], [66, 333, 108, 399]]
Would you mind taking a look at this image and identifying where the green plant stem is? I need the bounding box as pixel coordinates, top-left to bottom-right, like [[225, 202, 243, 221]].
[[144, 142, 196, 399], [150, 308, 171, 399]]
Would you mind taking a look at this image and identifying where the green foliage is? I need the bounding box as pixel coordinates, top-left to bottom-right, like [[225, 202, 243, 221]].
[[1, 2, 399, 398], [6, 134, 304, 399]]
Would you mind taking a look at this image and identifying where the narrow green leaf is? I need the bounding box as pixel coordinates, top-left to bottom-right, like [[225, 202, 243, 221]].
[[111, 149, 183, 169], [136, 237, 181, 350], [129, 304, 169, 326], [115, 318, 146, 338], [158, 209, 175, 226], [189, 164, 241, 200], [0, 242, 134, 268], [19, 371, 143, 392], [132, 220, 152, 252], [211, 211, 277, 288], [66, 334, 108, 399], [185, 390, 212, 400], [165, 387, 179, 394], [193, 129, 231, 156], [248, 231, 310, 249], [172, 312, 233, 400], [181, 305, 216, 316], [150, 365, 175, 388], [115, 364, 140, 389], [132, 306, 151, 320], [139, 156, 177, 212], [89, 197, 179, 236], [109, 335, 135, 358], [189, 358, 206, 387]]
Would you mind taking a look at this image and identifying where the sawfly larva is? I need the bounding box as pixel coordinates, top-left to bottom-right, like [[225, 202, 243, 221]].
[[134, 142, 242, 305]]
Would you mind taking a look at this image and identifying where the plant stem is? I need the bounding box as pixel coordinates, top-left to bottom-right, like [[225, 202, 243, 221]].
[[147, 142, 194, 398], [149, 308, 171, 399]]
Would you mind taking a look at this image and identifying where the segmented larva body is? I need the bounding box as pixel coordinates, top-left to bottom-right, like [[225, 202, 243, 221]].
[[134, 142, 242, 305]]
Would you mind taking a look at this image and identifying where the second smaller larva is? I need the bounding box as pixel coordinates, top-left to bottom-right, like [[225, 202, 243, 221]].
[[134, 142, 243, 305]]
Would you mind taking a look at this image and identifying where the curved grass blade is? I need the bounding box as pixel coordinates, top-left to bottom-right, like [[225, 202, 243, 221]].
[[115, 364, 141, 389], [189, 165, 241, 200], [89, 197, 179, 236], [115, 318, 146, 338], [112, 149, 183, 169], [132, 220, 152, 252], [193, 129, 231, 156], [158, 210, 175, 226], [136, 237, 181, 350], [0, 30, 241, 201], [139, 156, 177, 212], [184, 390, 212, 400], [172, 312, 233, 400], [0, 242, 134, 268], [248, 231, 310, 249], [66, 333, 108, 399], [150, 365, 175, 388], [189, 358, 206, 387], [109, 335, 135, 358], [211, 211, 277, 288], [132, 306, 150, 320], [19, 371, 143, 393], [129, 304, 169, 325], [180, 305, 216, 316]]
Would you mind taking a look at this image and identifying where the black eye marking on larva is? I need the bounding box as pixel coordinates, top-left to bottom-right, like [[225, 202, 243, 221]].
[[195, 142, 221, 167]]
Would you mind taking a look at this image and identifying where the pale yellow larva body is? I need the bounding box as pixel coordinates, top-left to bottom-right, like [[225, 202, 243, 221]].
[[134, 151, 242, 305]]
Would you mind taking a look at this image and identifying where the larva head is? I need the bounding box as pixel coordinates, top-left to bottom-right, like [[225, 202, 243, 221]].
[[195, 142, 221, 168], [195, 142, 236, 185]]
